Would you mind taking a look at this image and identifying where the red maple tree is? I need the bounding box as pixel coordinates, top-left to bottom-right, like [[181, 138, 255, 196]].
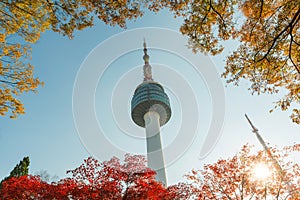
[[186, 143, 300, 200], [0, 154, 186, 199], [3, 144, 297, 199]]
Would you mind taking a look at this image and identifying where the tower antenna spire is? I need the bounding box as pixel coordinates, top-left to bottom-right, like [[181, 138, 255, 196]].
[[143, 39, 153, 81]]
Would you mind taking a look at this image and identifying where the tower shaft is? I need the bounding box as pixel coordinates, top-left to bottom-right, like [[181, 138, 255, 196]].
[[144, 111, 167, 185]]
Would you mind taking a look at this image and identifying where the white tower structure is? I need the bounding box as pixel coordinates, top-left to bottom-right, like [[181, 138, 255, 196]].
[[131, 41, 171, 185]]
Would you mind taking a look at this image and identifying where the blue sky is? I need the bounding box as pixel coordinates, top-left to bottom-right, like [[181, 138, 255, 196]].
[[1, 9, 299, 185]]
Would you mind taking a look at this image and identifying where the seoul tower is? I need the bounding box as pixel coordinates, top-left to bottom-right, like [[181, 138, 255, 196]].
[[131, 40, 171, 185]]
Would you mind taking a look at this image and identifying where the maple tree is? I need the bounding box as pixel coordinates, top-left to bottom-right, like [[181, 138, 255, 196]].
[[0, 154, 186, 199], [65, 154, 173, 199], [186, 143, 300, 199]]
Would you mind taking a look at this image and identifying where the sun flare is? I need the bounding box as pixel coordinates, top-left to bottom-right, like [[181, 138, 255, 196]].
[[252, 163, 272, 181]]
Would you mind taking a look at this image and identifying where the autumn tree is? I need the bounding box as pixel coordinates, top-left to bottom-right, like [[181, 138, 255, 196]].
[[0, 1, 49, 118], [66, 154, 171, 199], [162, 0, 299, 124], [0, 154, 186, 199], [186, 143, 300, 199], [0, 0, 146, 118]]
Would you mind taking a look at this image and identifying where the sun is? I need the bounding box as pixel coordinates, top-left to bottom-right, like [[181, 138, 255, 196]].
[[252, 163, 272, 181]]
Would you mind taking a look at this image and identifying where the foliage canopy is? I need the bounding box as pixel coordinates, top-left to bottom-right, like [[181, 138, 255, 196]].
[[0, 0, 144, 118], [173, 0, 300, 124], [1, 0, 299, 123]]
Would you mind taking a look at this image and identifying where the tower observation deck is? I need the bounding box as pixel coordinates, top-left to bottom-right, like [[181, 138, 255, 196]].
[[131, 41, 171, 185]]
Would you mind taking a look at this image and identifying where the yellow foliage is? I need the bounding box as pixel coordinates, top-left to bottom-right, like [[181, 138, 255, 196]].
[[0, 0, 153, 118], [0, 0, 298, 123], [0, 34, 5, 43], [171, 0, 300, 124]]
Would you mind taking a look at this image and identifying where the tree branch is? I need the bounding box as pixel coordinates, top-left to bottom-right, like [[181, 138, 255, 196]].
[[209, 0, 226, 26], [288, 19, 300, 74], [255, 8, 300, 65]]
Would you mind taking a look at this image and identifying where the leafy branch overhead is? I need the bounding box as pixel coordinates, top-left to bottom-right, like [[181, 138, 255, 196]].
[[177, 0, 300, 124], [0, 0, 299, 124], [0, 0, 146, 118]]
